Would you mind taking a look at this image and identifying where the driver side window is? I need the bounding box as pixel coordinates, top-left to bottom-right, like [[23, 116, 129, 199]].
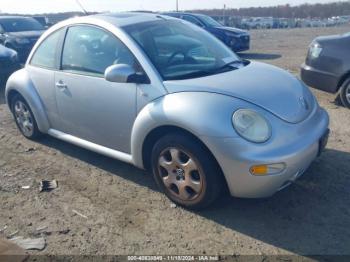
[[61, 25, 138, 77]]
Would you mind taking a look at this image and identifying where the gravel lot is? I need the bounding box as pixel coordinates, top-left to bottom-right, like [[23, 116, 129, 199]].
[[0, 26, 350, 257]]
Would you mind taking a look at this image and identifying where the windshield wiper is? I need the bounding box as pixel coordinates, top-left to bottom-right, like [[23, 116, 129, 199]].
[[165, 60, 248, 80], [218, 60, 244, 70]]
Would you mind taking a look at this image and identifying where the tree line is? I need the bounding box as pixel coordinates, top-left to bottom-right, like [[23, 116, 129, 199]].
[[190, 1, 350, 19]]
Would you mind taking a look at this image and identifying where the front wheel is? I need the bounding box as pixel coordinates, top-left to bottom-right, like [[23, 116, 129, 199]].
[[10, 94, 42, 139], [151, 134, 224, 209], [339, 80, 350, 109]]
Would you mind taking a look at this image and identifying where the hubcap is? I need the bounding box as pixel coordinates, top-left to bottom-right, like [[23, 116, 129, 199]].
[[14, 101, 34, 137], [158, 148, 203, 201]]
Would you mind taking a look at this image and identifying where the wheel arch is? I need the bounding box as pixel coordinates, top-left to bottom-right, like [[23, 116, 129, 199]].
[[5, 69, 50, 133], [141, 125, 212, 170], [139, 125, 229, 192], [337, 71, 350, 91]]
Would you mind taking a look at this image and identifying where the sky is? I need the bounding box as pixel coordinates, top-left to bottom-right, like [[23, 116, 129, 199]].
[[0, 0, 347, 14]]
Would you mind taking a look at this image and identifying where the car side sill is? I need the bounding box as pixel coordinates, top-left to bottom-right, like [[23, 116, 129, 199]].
[[47, 129, 133, 164]]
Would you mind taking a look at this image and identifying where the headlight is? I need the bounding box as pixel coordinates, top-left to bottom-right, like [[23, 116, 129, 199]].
[[309, 42, 322, 58], [232, 109, 271, 143], [15, 38, 30, 45], [10, 52, 18, 63]]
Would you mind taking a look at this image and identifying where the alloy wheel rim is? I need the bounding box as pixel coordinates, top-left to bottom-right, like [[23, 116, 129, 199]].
[[14, 101, 34, 137], [158, 147, 203, 201], [346, 85, 350, 104]]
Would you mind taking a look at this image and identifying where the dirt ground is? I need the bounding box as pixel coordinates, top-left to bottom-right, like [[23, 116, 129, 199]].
[[0, 26, 350, 258]]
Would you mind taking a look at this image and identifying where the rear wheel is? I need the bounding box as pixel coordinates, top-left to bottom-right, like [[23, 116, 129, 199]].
[[10, 94, 42, 139], [339, 80, 350, 109], [151, 134, 224, 209]]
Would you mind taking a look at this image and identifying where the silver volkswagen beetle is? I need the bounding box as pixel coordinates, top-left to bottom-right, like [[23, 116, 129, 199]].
[[6, 13, 330, 209]]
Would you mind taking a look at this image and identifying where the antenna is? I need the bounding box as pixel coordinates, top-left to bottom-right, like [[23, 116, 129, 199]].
[[75, 0, 88, 15], [176, 0, 179, 12]]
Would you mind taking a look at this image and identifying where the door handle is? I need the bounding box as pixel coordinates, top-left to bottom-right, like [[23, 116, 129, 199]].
[[55, 81, 67, 90]]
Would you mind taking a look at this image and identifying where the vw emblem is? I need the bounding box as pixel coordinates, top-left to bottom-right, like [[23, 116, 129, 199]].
[[176, 168, 185, 177], [299, 97, 309, 110]]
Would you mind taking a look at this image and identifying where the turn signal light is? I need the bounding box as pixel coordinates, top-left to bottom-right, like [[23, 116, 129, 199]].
[[250, 163, 286, 176], [250, 165, 268, 175]]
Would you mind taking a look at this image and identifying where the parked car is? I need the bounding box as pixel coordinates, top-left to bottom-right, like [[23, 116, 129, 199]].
[[32, 16, 52, 28], [0, 16, 45, 62], [6, 13, 329, 209], [0, 45, 19, 82], [301, 33, 350, 108], [163, 12, 250, 52], [309, 19, 326, 28], [242, 17, 274, 29]]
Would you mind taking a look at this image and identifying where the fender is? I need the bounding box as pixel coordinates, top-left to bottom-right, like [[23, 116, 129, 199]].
[[5, 69, 50, 133], [130, 92, 251, 169]]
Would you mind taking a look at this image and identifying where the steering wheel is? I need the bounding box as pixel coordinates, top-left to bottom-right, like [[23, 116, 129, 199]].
[[167, 51, 186, 66]]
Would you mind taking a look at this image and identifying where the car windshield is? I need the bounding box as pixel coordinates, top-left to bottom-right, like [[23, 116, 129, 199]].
[[0, 18, 44, 32], [196, 15, 222, 27], [123, 20, 241, 81]]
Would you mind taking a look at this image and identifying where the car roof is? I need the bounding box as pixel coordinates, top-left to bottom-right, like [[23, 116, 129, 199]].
[[89, 12, 176, 27], [0, 16, 32, 20], [164, 12, 206, 17]]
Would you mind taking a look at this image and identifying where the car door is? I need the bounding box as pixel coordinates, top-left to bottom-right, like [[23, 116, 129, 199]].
[[54, 25, 141, 154]]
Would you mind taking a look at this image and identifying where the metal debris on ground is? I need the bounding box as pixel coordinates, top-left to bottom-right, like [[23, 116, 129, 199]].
[[9, 236, 46, 251], [21, 186, 30, 190], [58, 229, 70, 235], [24, 147, 36, 153], [39, 180, 58, 192], [36, 226, 48, 232], [72, 209, 88, 219], [7, 231, 19, 238], [170, 203, 177, 208]]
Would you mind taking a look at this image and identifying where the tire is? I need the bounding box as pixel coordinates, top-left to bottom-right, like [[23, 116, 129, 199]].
[[10, 94, 42, 139], [338, 80, 350, 109], [151, 133, 225, 209]]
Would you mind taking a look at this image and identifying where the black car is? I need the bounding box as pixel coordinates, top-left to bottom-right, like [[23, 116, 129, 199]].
[[0, 16, 45, 62], [301, 33, 350, 108], [0, 44, 19, 82], [163, 12, 250, 52]]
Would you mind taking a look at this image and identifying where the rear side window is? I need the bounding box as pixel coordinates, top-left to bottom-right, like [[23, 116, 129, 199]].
[[30, 29, 63, 69], [182, 15, 203, 27], [61, 25, 137, 77]]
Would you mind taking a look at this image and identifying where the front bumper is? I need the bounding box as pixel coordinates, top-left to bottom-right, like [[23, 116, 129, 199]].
[[201, 106, 329, 198], [301, 63, 339, 93], [229, 35, 250, 52]]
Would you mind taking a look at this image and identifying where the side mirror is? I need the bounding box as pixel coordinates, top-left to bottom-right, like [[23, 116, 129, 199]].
[[104, 64, 149, 84]]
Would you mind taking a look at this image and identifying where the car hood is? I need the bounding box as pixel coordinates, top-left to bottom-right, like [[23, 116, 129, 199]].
[[7, 30, 45, 39], [163, 61, 315, 124], [315, 34, 344, 43], [214, 26, 248, 35]]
